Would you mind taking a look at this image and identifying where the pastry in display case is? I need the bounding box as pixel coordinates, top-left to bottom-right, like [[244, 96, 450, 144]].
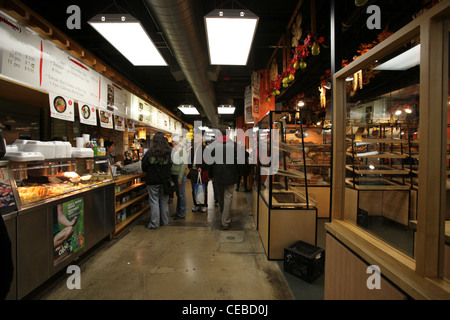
[[8, 157, 113, 209], [258, 111, 324, 208]]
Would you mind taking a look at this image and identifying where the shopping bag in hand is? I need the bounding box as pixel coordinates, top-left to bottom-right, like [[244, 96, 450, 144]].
[[194, 172, 205, 205]]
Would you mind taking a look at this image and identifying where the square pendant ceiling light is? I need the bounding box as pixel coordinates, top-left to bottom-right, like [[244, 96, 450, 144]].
[[178, 105, 200, 115], [374, 44, 420, 71], [88, 14, 167, 66], [217, 104, 236, 114], [205, 9, 259, 65]]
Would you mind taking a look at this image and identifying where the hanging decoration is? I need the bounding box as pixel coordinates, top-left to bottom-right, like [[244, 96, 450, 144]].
[[265, 32, 325, 102]]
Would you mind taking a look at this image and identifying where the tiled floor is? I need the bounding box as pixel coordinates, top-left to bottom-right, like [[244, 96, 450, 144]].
[[27, 181, 326, 300]]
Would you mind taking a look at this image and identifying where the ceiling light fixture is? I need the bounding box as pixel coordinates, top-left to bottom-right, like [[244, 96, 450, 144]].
[[178, 105, 200, 115], [205, 9, 259, 65], [374, 44, 420, 71], [88, 14, 167, 66], [217, 105, 236, 114]]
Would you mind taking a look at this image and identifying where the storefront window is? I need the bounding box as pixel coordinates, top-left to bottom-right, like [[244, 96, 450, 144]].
[[344, 35, 420, 258]]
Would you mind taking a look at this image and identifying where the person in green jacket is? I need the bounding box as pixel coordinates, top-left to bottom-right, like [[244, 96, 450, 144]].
[[170, 135, 188, 220]]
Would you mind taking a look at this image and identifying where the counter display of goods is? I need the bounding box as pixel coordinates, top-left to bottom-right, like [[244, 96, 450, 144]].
[[9, 157, 113, 209]]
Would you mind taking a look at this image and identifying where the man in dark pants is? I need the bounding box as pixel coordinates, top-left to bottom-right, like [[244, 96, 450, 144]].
[[0, 214, 14, 300]]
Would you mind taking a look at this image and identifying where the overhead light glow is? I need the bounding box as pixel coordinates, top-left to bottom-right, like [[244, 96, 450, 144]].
[[205, 9, 259, 65], [297, 101, 305, 107], [217, 104, 236, 114], [178, 105, 200, 115], [374, 44, 420, 71], [88, 14, 167, 66]]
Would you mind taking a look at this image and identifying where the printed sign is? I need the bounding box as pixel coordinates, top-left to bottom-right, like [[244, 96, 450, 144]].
[[114, 114, 125, 131], [126, 118, 135, 133], [78, 102, 97, 126], [53, 198, 84, 266], [49, 92, 75, 122], [98, 109, 112, 129]]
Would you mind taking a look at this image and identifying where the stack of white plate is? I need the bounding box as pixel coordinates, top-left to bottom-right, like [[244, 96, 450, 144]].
[[24, 141, 56, 159], [71, 148, 94, 158], [4, 151, 45, 161]]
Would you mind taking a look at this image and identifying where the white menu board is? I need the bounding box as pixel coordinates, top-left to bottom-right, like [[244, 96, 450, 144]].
[[0, 12, 41, 88], [0, 10, 178, 129], [101, 78, 131, 115], [78, 102, 97, 126], [49, 92, 75, 122], [41, 43, 100, 106]]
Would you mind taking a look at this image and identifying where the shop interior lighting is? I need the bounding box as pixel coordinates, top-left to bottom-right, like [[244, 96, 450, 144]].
[[137, 128, 147, 140], [374, 44, 420, 71], [205, 9, 259, 65], [178, 105, 200, 115], [88, 14, 167, 66], [217, 105, 236, 114], [297, 101, 305, 107]]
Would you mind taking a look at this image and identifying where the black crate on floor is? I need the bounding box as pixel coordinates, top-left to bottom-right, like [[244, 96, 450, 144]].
[[284, 241, 325, 283]]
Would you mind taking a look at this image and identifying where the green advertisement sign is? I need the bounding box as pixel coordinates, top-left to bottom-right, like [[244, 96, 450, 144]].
[[53, 197, 84, 266]]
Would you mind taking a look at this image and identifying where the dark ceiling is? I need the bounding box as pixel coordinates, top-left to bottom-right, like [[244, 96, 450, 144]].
[[18, 0, 427, 127]]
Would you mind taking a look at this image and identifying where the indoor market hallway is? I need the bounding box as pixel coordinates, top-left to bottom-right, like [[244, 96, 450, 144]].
[[27, 180, 323, 300]]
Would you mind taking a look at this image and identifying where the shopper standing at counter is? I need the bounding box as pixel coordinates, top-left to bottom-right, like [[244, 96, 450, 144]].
[[142, 133, 172, 230], [0, 214, 13, 300], [170, 136, 188, 220]]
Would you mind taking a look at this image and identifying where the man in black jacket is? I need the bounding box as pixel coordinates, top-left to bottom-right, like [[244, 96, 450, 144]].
[[206, 126, 241, 230], [0, 214, 13, 300]]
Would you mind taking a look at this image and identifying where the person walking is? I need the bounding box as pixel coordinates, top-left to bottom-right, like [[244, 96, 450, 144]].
[[188, 133, 209, 213], [207, 125, 240, 230], [170, 136, 188, 220], [142, 132, 172, 230]]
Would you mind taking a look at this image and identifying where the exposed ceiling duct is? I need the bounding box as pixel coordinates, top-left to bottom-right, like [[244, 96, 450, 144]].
[[144, 0, 219, 128]]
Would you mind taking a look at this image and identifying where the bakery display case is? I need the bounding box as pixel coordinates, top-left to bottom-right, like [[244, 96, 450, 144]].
[[9, 157, 113, 210], [256, 111, 318, 260]]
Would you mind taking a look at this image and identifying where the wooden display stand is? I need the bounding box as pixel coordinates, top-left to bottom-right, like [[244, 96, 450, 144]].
[[113, 173, 149, 237], [258, 194, 317, 260]]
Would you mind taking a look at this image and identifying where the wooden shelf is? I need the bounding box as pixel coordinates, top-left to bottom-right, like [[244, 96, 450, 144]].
[[115, 192, 148, 213], [346, 152, 408, 159], [346, 165, 410, 175], [115, 182, 146, 197], [345, 178, 411, 190], [113, 205, 150, 237]]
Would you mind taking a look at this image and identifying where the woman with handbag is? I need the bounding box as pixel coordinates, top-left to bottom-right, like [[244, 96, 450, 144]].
[[142, 132, 172, 230]]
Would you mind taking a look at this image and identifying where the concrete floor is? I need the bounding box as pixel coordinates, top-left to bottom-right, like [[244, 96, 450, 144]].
[[28, 182, 307, 300]]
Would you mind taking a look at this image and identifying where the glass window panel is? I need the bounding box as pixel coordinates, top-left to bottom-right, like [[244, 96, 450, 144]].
[[344, 35, 420, 258]]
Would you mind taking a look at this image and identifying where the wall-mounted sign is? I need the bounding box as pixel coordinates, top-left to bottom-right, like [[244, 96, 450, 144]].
[[99, 109, 113, 129], [49, 92, 74, 122], [114, 114, 125, 131], [78, 102, 97, 126]]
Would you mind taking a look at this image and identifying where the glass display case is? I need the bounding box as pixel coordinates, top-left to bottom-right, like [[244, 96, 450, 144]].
[[8, 157, 113, 210], [255, 111, 318, 260], [258, 111, 318, 209]]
